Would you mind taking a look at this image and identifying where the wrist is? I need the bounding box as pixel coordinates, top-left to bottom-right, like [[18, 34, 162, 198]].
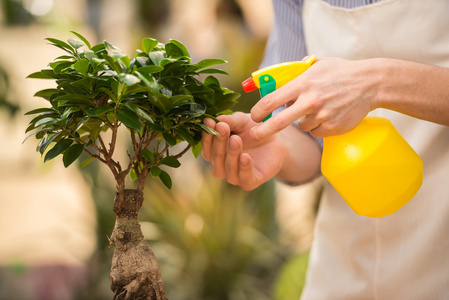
[[363, 58, 391, 110]]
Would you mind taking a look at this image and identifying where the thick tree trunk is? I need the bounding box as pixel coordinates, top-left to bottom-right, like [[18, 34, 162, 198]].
[[109, 189, 167, 300]]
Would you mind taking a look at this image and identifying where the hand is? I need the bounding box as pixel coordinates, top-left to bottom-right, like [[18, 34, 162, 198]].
[[250, 57, 376, 139], [201, 112, 288, 191]]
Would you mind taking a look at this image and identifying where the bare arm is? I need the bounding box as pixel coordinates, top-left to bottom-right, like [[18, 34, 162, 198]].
[[250, 57, 449, 139], [374, 58, 449, 125]]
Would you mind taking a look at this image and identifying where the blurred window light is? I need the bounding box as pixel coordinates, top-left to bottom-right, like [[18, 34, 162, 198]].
[[23, 0, 54, 17]]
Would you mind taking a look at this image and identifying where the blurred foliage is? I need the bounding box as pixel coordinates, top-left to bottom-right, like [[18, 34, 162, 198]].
[[0, 63, 20, 116], [1, 0, 35, 25], [273, 252, 309, 300], [140, 163, 285, 300]]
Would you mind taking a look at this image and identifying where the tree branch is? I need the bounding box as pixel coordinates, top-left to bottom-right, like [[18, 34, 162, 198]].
[[173, 144, 191, 159], [108, 114, 119, 159]]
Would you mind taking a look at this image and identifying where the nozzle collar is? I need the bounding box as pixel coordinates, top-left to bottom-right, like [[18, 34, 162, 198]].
[[242, 77, 257, 93]]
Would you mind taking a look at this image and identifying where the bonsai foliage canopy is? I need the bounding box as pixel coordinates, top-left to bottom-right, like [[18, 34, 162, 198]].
[[24, 31, 239, 188]]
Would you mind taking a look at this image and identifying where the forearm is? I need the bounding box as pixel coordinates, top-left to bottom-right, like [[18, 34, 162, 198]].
[[372, 58, 449, 126], [276, 125, 322, 184]]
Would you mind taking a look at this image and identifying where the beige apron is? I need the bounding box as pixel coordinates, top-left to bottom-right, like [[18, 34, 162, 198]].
[[301, 0, 449, 299]]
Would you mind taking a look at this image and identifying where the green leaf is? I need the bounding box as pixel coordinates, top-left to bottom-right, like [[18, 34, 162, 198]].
[[130, 169, 138, 181], [74, 117, 89, 132], [162, 132, 177, 147], [44, 139, 73, 162], [35, 117, 58, 127], [141, 149, 155, 162], [87, 107, 112, 116], [159, 156, 181, 168], [63, 144, 84, 167], [23, 128, 47, 144], [135, 71, 158, 93], [70, 31, 92, 49], [27, 70, 55, 79], [73, 59, 90, 75], [38, 132, 63, 154], [149, 93, 172, 113], [204, 75, 221, 87], [117, 109, 142, 132], [192, 141, 202, 158], [71, 77, 91, 90], [46, 38, 75, 54], [103, 55, 122, 73], [151, 166, 161, 177], [61, 107, 81, 119], [165, 43, 184, 59], [54, 94, 93, 106], [80, 156, 95, 168], [198, 68, 229, 75], [174, 127, 194, 145], [49, 61, 73, 74], [123, 103, 154, 123], [196, 58, 227, 70], [67, 38, 85, 49], [148, 51, 165, 66], [119, 56, 131, 70], [163, 120, 173, 130], [168, 39, 190, 57], [135, 65, 163, 75], [25, 107, 55, 115], [158, 170, 172, 189], [142, 38, 158, 53], [197, 122, 219, 135], [104, 41, 125, 61], [119, 73, 140, 86], [33, 89, 58, 100], [170, 95, 193, 107]]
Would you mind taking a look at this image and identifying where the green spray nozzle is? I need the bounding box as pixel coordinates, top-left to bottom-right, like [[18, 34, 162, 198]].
[[242, 55, 316, 121]]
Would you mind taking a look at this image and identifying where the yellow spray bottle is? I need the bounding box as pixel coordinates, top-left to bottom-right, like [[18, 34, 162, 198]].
[[242, 56, 423, 218]]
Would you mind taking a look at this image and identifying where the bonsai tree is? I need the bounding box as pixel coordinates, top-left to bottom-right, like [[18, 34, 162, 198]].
[[24, 31, 239, 299]]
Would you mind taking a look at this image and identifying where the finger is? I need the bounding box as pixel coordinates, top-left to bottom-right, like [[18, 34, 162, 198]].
[[250, 103, 308, 141], [201, 118, 217, 162], [297, 114, 322, 132], [238, 153, 261, 191], [250, 79, 302, 123], [225, 135, 243, 185], [210, 122, 231, 179]]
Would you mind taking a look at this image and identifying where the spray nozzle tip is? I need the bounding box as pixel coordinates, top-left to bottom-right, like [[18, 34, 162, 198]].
[[242, 77, 257, 93]]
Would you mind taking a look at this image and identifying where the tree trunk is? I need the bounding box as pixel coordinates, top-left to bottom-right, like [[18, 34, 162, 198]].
[[109, 189, 168, 300]]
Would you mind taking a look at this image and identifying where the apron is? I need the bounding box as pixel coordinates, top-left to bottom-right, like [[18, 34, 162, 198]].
[[301, 0, 449, 299]]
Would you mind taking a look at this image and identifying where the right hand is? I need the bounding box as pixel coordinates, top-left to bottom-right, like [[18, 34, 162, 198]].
[[201, 112, 288, 191]]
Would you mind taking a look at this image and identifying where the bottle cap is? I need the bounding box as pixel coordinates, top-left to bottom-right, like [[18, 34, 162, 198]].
[[242, 77, 257, 93]]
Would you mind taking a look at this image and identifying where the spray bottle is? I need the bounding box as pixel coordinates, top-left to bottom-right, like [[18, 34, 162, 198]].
[[242, 56, 423, 218]]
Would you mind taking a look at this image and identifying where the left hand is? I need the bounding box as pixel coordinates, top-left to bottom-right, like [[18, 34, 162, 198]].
[[250, 57, 377, 139]]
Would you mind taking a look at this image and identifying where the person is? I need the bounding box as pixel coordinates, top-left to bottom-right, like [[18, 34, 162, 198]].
[[201, 0, 449, 299]]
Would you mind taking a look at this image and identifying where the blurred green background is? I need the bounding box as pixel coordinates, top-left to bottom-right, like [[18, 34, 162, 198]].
[[0, 0, 322, 299]]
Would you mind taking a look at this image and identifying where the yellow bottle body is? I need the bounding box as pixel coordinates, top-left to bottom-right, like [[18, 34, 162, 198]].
[[321, 117, 423, 218]]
